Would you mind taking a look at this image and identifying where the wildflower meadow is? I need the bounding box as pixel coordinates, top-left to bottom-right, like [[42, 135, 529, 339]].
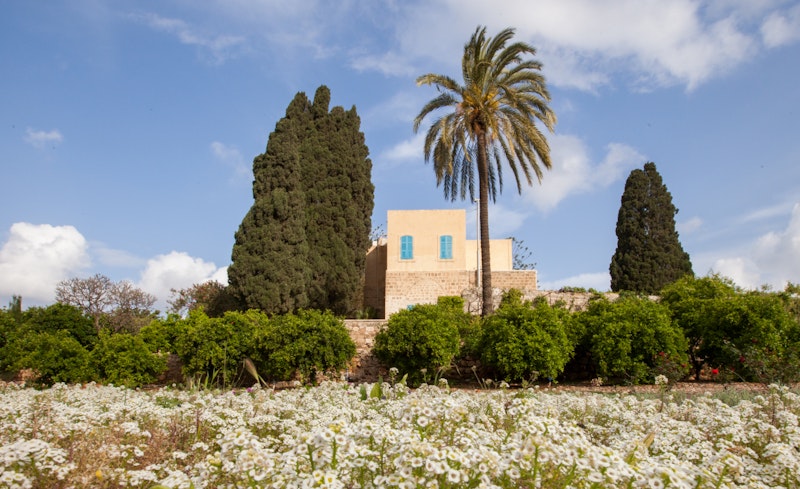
[[1, 380, 799, 488]]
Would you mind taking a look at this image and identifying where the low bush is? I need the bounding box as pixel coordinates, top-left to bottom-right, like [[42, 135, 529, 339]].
[[139, 314, 184, 353], [22, 303, 97, 348], [90, 331, 167, 387], [173, 309, 255, 386], [479, 290, 573, 383], [9, 330, 94, 385], [662, 275, 800, 381], [250, 309, 356, 383], [576, 295, 689, 384], [373, 297, 469, 385]]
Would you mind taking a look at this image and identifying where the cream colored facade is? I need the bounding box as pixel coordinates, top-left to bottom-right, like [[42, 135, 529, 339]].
[[364, 209, 537, 318]]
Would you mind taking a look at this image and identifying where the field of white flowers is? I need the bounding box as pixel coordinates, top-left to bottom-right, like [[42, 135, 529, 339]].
[[1, 380, 798, 489]]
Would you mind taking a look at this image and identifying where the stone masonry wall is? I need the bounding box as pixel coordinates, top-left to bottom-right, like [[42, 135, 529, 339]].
[[383, 269, 539, 318], [343, 319, 385, 382]]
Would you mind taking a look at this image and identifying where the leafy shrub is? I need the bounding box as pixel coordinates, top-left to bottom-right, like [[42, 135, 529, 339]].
[[660, 274, 738, 379], [479, 290, 573, 382], [661, 275, 800, 381], [706, 293, 800, 382], [139, 314, 184, 353], [250, 309, 356, 383], [373, 297, 468, 384], [173, 309, 255, 386], [9, 330, 93, 385], [90, 331, 167, 387], [22, 303, 97, 348], [576, 296, 689, 384]]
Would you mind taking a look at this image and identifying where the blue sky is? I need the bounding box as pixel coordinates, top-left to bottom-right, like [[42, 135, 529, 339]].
[[2, 0, 799, 310]]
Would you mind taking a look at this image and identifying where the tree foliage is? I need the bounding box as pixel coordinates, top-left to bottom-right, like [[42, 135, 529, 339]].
[[610, 162, 692, 294], [90, 331, 167, 387], [373, 297, 469, 384], [575, 295, 689, 384], [250, 309, 356, 383], [414, 26, 556, 315], [168, 281, 237, 317], [229, 86, 373, 316], [479, 290, 573, 382], [661, 274, 800, 381]]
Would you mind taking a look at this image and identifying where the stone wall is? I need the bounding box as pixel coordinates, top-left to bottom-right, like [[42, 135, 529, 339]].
[[383, 269, 538, 318], [343, 319, 385, 382]]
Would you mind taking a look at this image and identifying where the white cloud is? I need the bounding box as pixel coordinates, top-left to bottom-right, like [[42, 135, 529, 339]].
[[24, 128, 64, 148], [539, 271, 611, 292], [351, 51, 416, 77], [710, 257, 762, 290], [90, 242, 146, 269], [678, 216, 704, 235], [738, 201, 796, 223], [211, 141, 251, 181], [137, 251, 227, 310], [761, 4, 800, 48], [379, 0, 784, 91], [132, 12, 245, 63], [709, 202, 800, 289], [523, 135, 644, 212], [0, 223, 90, 304], [380, 132, 425, 163], [0, 223, 228, 310]]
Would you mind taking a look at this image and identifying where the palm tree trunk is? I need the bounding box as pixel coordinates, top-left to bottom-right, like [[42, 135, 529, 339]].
[[477, 134, 493, 316]]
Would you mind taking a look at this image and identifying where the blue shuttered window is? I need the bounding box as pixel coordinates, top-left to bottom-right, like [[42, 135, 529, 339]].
[[440, 235, 453, 260], [400, 235, 413, 260]]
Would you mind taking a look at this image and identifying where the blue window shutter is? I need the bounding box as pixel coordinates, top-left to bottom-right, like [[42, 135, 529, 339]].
[[440, 235, 453, 259], [401, 235, 413, 259]]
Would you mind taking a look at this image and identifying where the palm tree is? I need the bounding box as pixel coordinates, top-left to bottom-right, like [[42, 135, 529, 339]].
[[414, 26, 556, 316]]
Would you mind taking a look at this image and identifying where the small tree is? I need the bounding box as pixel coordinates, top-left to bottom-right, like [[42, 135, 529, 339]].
[[610, 162, 692, 294], [56, 274, 114, 331], [173, 309, 255, 386], [56, 275, 157, 332], [511, 238, 536, 270], [373, 297, 468, 385], [90, 331, 167, 388], [168, 281, 237, 317], [662, 275, 800, 382], [250, 309, 356, 383], [575, 295, 689, 384], [479, 290, 572, 383], [106, 281, 157, 332]]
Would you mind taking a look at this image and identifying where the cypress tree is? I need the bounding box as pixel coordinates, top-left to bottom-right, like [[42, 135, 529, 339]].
[[229, 86, 373, 316], [302, 86, 374, 315], [228, 93, 311, 313], [610, 162, 692, 294]]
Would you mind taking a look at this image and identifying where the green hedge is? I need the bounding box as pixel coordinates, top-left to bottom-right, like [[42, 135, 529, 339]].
[[479, 291, 573, 382], [374, 297, 470, 385]]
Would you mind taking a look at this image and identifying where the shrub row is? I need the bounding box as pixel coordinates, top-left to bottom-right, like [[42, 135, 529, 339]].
[[374, 276, 800, 385], [3, 275, 798, 387], [0, 306, 355, 388]]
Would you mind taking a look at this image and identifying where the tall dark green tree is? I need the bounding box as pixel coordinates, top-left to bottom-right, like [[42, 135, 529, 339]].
[[229, 86, 373, 316], [229, 93, 312, 313], [610, 162, 692, 294], [302, 87, 374, 315]]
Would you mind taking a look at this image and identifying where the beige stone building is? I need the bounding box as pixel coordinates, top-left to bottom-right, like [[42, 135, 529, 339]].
[[363, 209, 538, 318]]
